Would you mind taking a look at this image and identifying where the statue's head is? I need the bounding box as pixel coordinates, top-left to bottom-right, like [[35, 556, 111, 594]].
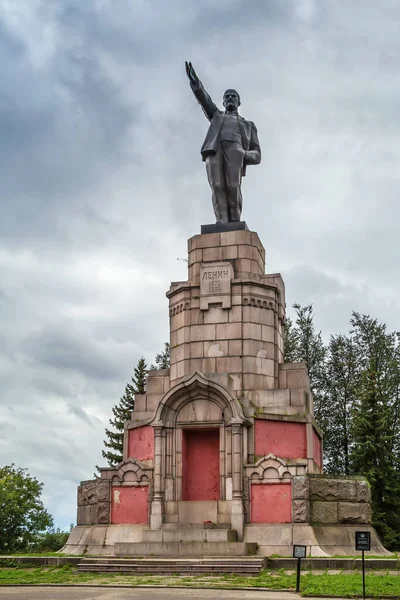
[[223, 89, 241, 112]]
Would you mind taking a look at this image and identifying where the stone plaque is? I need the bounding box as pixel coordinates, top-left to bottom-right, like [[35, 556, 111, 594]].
[[200, 261, 233, 296]]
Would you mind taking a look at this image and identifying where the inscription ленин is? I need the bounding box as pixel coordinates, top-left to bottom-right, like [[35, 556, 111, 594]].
[[202, 269, 229, 281]]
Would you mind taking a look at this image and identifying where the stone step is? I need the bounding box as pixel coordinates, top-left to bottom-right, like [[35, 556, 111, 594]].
[[76, 557, 264, 576], [142, 528, 237, 543], [161, 523, 231, 530], [114, 541, 257, 557]]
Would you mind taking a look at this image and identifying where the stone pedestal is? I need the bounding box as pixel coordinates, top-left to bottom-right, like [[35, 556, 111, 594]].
[[65, 226, 382, 558]]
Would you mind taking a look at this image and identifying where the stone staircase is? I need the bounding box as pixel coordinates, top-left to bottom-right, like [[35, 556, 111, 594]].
[[113, 523, 257, 557], [76, 557, 264, 576]]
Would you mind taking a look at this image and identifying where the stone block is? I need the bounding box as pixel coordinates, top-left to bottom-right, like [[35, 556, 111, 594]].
[[170, 343, 190, 364], [244, 523, 292, 545], [204, 340, 227, 357], [220, 245, 238, 260], [243, 373, 274, 391], [190, 232, 220, 250], [177, 326, 190, 345], [146, 376, 164, 395], [293, 500, 309, 523], [286, 367, 310, 389], [228, 305, 242, 322], [261, 325, 275, 343], [216, 356, 242, 373], [257, 389, 290, 407], [310, 478, 358, 502], [96, 480, 110, 503], [229, 340, 242, 356], [178, 501, 218, 523], [235, 258, 252, 274], [292, 476, 309, 500], [145, 394, 161, 411], [220, 230, 252, 247], [357, 481, 371, 502], [191, 324, 216, 342], [134, 394, 147, 412], [202, 246, 222, 262], [190, 308, 201, 325], [290, 389, 307, 406], [190, 342, 204, 358], [216, 322, 241, 340], [190, 357, 216, 373], [338, 502, 370, 524], [77, 505, 91, 526], [203, 307, 229, 324], [188, 248, 203, 265], [243, 356, 275, 377], [96, 502, 110, 524], [311, 501, 338, 524], [243, 322, 262, 340]]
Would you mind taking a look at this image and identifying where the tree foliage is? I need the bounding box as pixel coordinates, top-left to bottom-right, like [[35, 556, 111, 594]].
[[101, 356, 148, 468], [151, 342, 170, 370], [0, 465, 53, 553], [285, 304, 400, 549]]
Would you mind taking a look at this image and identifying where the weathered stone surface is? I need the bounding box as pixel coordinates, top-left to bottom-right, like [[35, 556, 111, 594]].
[[310, 478, 357, 502], [96, 502, 110, 524], [310, 501, 338, 524], [78, 482, 97, 505], [292, 476, 309, 500], [77, 505, 92, 526], [96, 480, 110, 502], [293, 500, 309, 523], [338, 502, 370, 524], [357, 481, 371, 502]]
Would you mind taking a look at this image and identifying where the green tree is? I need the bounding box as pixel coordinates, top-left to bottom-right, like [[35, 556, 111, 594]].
[[0, 465, 53, 553], [151, 342, 170, 369], [350, 312, 400, 549], [283, 304, 327, 419], [323, 334, 358, 475], [101, 356, 148, 468], [29, 525, 73, 552]]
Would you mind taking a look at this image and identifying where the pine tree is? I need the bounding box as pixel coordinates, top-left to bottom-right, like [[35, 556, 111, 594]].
[[350, 313, 400, 549], [323, 334, 358, 475], [151, 342, 170, 369], [101, 357, 148, 468], [283, 316, 299, 363], [283, 304, 327, 420]]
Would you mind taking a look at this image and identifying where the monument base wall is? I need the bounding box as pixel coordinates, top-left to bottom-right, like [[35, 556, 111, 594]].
[[62, 523, 389, 557]]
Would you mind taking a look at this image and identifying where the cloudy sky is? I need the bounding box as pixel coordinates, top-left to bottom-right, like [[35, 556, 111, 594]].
[[1, 0, 400, 529]]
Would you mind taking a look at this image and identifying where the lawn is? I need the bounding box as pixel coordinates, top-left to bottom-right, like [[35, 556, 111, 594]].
[[1, 565, 400, 596]]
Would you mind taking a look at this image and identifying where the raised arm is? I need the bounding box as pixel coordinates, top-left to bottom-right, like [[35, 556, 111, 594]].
[[185, 61, 218, 122]]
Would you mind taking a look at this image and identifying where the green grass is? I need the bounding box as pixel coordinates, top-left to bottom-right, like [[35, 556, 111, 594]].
[[1, 566, 400, 596]]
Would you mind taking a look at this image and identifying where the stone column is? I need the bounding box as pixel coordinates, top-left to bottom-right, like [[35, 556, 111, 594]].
[[150, 426, 164, 529], [231, 423, 245, 540]]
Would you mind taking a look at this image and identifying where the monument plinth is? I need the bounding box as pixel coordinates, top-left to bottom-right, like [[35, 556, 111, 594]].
[[64, 228, 385, 557]]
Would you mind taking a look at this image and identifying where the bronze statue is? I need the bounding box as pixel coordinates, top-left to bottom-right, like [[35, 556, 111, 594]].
[[185, 61, 261, 224]]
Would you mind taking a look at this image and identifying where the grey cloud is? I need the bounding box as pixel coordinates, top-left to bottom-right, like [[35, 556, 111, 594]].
[[1, 0, 399, 528]]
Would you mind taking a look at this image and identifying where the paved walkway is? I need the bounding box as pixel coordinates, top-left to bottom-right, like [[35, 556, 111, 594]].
[[0, 588, 321, 600]]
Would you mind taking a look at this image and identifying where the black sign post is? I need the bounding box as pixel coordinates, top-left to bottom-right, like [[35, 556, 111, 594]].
[[293, 545, 307, 593], [355, 531, 371, 600]]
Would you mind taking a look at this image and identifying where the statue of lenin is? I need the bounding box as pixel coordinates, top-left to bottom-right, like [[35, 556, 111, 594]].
[[185, 61, 261, 224]]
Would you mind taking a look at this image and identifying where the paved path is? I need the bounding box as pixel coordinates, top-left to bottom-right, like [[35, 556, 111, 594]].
[[0, 588, 310, 600]]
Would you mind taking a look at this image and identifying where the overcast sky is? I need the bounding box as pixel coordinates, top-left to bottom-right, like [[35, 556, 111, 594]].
[[1, 0, 400, 529]]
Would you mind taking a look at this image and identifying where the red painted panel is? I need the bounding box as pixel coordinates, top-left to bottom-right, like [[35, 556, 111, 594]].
[[182, 428, 220, 501], [111, 486, 148, 524], [128, 426, 154, 461], [313, 429, 322, 468], [251, 483, 292, 523], [255, 420, 306, 459]]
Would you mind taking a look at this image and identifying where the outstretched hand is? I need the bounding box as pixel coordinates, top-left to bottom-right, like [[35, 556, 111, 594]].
[[185, 61, 198, 85]]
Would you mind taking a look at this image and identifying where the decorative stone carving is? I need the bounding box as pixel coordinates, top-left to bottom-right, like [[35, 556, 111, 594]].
[[292, 476, 309, 500], [293, 499, 309, 523], [96, 502, 110, 524], [357, 481, 371, 502]]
